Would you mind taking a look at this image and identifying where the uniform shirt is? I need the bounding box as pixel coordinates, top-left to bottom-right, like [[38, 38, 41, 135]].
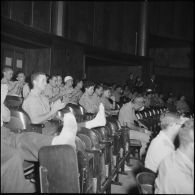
[[91, 93, 102, 109], [155, 149, 194, 194], [113, 91, 121, 103], [1, 78, 18, 96], [22, 83, 31, 99], [118, 102, 138, 128], [145, 131, 174, 173], [61, 85, 74, 103], [70, 88, 83, 105], [101, 96, 113, 111], [44, 84, 59, 102], [79, 93, 98, 113], [22, 89, 50, 124]]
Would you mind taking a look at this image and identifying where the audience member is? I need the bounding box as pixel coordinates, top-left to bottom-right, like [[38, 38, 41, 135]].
[[147, 74, 157, 92], [126, 73, 135, 92], [22, 72, 66, 135], [155, 118, 194, 194], [118, 97, 151, 157], [56, 75, 64, 91], [61, 76, 74, 103], [70, 79, 84, 105], [1, 83, 106, 193], [176, 95, 190, 114], [144, 112, 188, 173], [134, 76, 144, 94], [44, 75, 62, 103], [1, 67, 17, 95], [113, 85, 123, 103], [79, 81, 98, 113], [101, 86, 118, 116], [91, 83, 103, 109]]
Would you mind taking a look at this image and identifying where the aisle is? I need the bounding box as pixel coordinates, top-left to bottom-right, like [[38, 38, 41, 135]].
[[111, 159, 140, 194]]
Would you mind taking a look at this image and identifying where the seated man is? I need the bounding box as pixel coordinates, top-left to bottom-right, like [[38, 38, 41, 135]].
[[56, 75, 64, 92], [79, 81, 98, 114], [70, 79, 83, 105], [91, 83, 103, 109], [112, 85, 123, 104], [101, 86, 118, 116], [44, 75, 63, 103], [23, 73, 106, 135], [61, 76, 74, 103], [118, 97, 151, 157], [1, 83, 106, 193], [145, 112, 188, 173], [176, 95, 190, 114], [155, 118, 194, 194], [1, 67, 17, 95], [22, 72, 66, 135]]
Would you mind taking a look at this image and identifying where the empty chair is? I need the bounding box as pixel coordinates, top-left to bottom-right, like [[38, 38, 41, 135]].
[[136, 172, 156, 194], [4, 95, 23, 110], [39, 145, 80, 193]]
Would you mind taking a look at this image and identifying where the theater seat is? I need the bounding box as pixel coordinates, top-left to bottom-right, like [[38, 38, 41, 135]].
[[5, 109, 43, 134], [4, 95, 23, 110], [136, 172, 156, 194], [39, 145, 80, 193]]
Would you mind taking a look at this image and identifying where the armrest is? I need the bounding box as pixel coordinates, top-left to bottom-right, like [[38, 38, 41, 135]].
[[99, 140, 113, 145], [85, 148, 102, 154], [30, 123, 45, 128], [10, 128, 42, 134]]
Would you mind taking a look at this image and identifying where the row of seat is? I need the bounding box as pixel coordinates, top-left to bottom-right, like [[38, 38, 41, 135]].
[[4, 95, 168, 193]]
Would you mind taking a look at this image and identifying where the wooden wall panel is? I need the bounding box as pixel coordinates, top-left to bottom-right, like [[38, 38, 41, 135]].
[[11, 1, 32, 25], [149, 1, 194, 41], [51, 41, 67, 77], [25, 48, 51, 75], [33, 1, 51, 32], [67, 2, 93, 45], [86, 64, 142, 85]]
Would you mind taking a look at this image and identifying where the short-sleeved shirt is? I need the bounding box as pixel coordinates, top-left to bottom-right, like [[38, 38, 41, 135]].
[[44, 84, 59, 102], [22, 89, 50, 124], [70, 88, 83, 104], [22, 83, 31, 99], [113, 91, 121, 102], [144, 131, 174, 173], [79, 93, 98, 113], [155, 149, 194, 194], [91, 93, 102, 109], [61, 86, 74, 103], [118, 102, 138, 128], [1, 78, 18, 96], [101, 97, 113, 111]]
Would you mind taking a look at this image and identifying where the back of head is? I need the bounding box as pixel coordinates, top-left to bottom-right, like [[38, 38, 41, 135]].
[[178, 119, 194, 148], [2, 67, 13, 74], [31, 72, 45, 86], [160, 112, 180, 129]]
